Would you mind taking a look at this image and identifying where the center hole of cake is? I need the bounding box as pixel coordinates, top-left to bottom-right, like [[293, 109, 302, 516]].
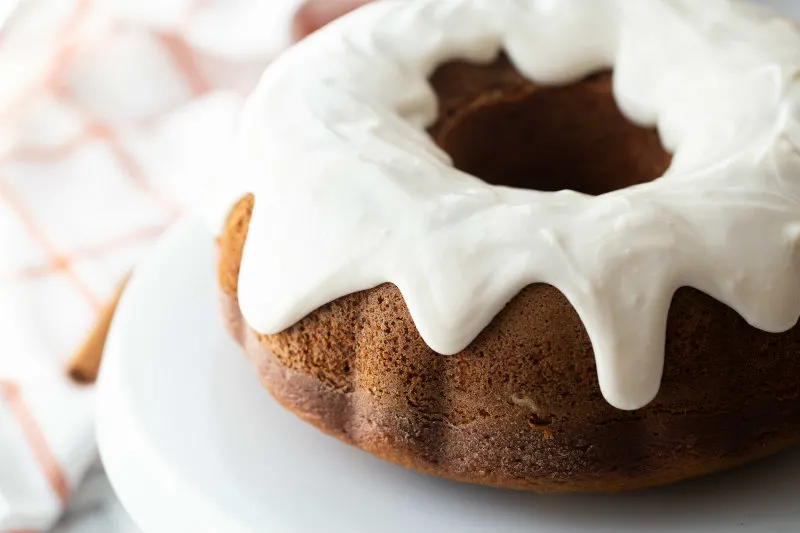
[[428, 56, 672, 195]]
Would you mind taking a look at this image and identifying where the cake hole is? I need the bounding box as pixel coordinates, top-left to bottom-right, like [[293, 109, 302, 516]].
[[428, 55, 672, 196]]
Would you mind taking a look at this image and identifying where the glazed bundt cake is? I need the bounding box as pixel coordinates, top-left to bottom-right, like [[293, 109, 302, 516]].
[[217, 0, 800, 492]]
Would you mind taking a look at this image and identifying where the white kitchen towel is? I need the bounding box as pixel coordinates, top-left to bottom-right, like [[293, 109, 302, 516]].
[[0, 0, 302, 530]]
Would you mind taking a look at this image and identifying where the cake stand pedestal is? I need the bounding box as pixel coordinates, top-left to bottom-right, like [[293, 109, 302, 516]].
[[96, 216, 800, 533]]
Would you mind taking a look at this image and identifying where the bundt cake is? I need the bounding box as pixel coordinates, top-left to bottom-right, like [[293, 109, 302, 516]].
[[216, 0, 800, 492]]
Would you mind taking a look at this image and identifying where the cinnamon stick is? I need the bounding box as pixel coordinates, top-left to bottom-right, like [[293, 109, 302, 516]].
[[66, 275, 129, 384], [291, 0, 373, 42]]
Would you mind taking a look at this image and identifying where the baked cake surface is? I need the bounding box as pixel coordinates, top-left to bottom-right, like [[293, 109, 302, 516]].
[[220, 194, 800, 492], [216, 0, 800, 492]]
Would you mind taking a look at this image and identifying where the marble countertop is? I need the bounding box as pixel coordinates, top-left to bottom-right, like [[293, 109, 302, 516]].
[[52, 463, 139, 533]]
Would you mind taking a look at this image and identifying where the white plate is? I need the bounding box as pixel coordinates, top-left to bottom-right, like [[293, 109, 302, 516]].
[[97, 216, 800, 533]]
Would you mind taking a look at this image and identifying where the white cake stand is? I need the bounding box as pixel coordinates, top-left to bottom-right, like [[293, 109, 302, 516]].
[[96, 216, 800, 533]]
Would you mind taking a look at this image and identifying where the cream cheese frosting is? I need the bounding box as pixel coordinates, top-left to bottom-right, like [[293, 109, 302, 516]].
[[223, 0, 800, 410]]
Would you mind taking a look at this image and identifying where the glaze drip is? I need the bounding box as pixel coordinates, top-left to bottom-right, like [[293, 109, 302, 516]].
[[225, 0, 800, 410]]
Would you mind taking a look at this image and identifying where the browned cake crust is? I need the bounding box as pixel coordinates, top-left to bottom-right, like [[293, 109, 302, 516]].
[[218, 56, 800, 493]]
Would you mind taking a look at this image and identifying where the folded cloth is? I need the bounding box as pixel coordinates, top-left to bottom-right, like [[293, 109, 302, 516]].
[[0, 0, 303, 530]]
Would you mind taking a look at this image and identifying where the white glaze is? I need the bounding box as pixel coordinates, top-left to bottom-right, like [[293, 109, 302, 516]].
[[226, 0, 800, 410]]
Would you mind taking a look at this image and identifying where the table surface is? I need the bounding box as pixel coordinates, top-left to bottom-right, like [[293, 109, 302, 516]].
[[52, 464, 138, 533]]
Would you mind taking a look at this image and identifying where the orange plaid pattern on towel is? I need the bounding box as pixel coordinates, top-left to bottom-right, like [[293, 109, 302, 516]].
[[0, 0, 291, 530]]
